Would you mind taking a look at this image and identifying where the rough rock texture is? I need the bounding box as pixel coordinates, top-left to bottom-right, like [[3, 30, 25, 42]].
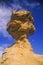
[[0, 10, 43, 65]]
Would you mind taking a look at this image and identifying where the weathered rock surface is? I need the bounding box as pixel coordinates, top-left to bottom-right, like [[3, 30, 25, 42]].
[[0, 10, 43, 65]]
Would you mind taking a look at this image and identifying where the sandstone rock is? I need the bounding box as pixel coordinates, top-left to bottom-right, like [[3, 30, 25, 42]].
[[34, 54, 43, 65], [0, 10, 43, 65], [7, 10, 35, 39]]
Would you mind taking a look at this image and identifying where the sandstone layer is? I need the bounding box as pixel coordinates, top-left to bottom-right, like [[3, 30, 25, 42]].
[[0, 10, 43, 65]]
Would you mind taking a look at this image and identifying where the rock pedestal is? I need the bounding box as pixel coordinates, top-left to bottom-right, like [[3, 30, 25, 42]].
[[0, 10, 43, 65]]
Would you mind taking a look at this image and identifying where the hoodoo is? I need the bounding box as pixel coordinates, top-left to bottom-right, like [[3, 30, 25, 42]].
[[0, 10, 43, 65]]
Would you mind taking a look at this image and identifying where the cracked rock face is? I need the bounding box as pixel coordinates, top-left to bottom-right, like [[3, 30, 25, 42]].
[[0, 10, 43, 65]]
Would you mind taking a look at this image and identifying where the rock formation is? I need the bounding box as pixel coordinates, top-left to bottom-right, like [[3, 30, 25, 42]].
[[0, 10, 43, 65]]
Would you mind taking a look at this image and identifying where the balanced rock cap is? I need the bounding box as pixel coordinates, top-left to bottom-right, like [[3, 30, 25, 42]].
[[7, 10, 35, 39]]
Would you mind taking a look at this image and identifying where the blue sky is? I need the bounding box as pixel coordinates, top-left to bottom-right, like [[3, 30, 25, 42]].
[[0, 0, 43, 57]]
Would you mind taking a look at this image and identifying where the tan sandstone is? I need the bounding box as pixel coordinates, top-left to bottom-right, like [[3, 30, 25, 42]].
[[0, 10, 43, 65]]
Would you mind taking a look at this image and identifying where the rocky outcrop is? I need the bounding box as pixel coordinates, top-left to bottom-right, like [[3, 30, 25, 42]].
[[0, 10, 43, 65]]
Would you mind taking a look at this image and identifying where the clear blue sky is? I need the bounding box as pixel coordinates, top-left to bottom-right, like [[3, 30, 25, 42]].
[[0, 0, 43, 56]]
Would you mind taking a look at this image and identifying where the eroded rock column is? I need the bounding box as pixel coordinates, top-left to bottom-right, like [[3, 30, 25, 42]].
[[0, 10, 40, 65]]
